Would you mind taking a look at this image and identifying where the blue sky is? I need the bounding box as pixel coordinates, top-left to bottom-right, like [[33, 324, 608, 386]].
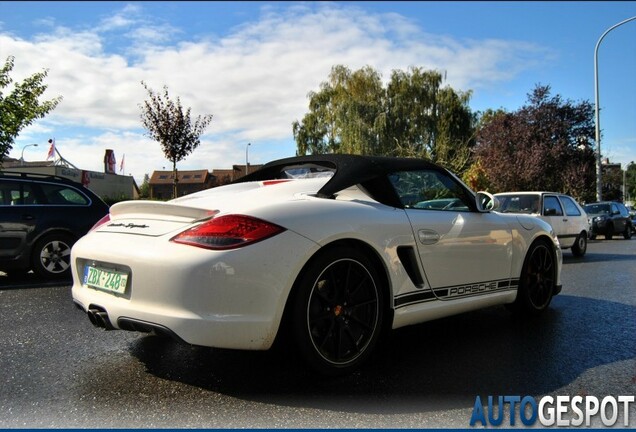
[[1, 1, 635, 185]]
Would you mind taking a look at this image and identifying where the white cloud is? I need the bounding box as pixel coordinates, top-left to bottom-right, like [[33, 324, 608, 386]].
[[1, 2, 552, 184], [97, 4, 142, 31]]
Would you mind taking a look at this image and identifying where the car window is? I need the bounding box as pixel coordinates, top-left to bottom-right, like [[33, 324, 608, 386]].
[[611, 203, 619, 215], [39, 183, 89, 205], [0, 181, 39, 205], [388, 169, 472, 211], [617, 203, 629, 217], [543, 196, 563, 216], [584, 203, 610, 214], [495, 194, 540, 214], [560, 196, 582, 217]]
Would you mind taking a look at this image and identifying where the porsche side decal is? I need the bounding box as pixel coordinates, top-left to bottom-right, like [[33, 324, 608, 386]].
[[394, 279, 519, 309]]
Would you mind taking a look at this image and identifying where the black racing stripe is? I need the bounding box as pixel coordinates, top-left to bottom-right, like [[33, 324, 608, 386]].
[[497, 279, 520, 288], [394, 290, 435, 307], [394, 278, 520, 309]]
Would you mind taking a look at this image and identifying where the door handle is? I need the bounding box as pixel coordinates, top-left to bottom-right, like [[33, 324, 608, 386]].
[[22, 214, 34, 220], [418, 229, 440, 245]]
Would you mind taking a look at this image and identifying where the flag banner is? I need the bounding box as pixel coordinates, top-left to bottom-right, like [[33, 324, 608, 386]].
[[104, 149, 116, 174], [46, 138, 56, 160]]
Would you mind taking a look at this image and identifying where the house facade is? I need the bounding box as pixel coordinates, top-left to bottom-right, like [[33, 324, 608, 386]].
[[149, 164, 264, 200], [149, 170, 214, 200]]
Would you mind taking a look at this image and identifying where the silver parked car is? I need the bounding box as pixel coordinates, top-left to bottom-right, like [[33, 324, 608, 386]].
[[494, 192, 589, 257]]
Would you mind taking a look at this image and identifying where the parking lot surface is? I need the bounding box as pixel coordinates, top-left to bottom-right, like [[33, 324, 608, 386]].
[[1, 239, 634, 428]]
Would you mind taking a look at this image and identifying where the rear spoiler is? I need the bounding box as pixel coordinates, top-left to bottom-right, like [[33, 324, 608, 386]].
[[110, 200, 217, 221]]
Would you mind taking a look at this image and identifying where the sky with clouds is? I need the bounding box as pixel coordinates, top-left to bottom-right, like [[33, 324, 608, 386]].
[[1, 1, 635, 185]]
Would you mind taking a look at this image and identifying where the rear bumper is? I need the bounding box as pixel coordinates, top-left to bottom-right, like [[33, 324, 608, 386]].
[[71, 229, 319, 350]]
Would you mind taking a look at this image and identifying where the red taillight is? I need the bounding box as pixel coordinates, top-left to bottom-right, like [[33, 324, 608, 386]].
[[262, 180, 291, 186], [90, 214, 111, 232], [170, 215, 285, 250]]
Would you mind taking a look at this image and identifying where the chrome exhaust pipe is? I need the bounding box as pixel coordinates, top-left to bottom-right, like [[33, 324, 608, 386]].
[[87, 308, 114, 330], [87, 308, 101, 327]]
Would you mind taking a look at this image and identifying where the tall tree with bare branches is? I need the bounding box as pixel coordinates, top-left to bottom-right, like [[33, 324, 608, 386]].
[[139, 81, 213, 198]]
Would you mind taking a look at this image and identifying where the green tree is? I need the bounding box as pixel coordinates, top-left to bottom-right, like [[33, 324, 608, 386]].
[[428, 86, 475, 173], [462, 159, 491, 192], [0, 56, 62, 165], [474, 85, 596, 202], [293, 65, 385, 155], [139, 81, 213, 199], [602, 164, 624, 202], [139, 173, 150, 199], [293, 65, 475, 174], [625, 162, 636, 204]]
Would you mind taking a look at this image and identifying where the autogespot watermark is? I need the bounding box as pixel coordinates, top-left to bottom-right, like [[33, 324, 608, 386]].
[[470, 395, 635, 427]]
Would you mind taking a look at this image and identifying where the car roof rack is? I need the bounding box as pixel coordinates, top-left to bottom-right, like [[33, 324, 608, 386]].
[[0, 170, 81, 185]]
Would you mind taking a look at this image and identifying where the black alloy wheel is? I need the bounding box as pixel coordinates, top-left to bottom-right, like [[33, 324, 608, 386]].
[[291, 246, 384, 375], [514, 240, 556, 314]]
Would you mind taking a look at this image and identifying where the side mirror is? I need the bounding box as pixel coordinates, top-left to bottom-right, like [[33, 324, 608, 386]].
[[544, 208, 557, 216], [476, 191, 500, 212]]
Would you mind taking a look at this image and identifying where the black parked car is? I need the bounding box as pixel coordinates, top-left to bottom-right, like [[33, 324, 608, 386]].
[[0, 172, 109, 279], [583, 201, 633, 240]]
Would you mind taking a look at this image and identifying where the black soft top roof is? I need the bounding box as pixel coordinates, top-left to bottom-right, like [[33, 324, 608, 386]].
[[234, 154, 447, 208]]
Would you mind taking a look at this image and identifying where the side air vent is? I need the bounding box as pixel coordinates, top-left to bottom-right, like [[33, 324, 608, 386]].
[[396, 246, 425, 288]]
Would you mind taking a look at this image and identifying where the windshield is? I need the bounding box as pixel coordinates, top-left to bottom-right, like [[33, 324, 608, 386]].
[[584, 203, 610, 215]]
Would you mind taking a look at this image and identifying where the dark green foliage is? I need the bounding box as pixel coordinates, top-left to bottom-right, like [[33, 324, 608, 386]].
[[0, 56, 62, 165], [293, 65, 475, 174], [474, 85, 596, 202]]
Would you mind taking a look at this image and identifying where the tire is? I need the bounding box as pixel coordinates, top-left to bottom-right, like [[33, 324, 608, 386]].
[[571, 232, 587, 257], [604, 224, 613, 240], [623, 225, 632, 240], [31, 233, 75, 279], [512, 240, 557, 315], [290, 246, 384, 376]]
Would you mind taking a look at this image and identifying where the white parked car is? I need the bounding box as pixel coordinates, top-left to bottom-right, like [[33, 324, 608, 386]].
[[71, 155, 562, 375], [494, 192, 589, 257]]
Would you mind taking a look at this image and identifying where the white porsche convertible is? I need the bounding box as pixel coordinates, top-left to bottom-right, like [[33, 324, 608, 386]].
[[71, 155, 562, 375]]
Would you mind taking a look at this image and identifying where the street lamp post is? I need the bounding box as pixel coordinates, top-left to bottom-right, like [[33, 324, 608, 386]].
[[245, 142, 251, 175], [594, 16, 636, 201], [20, 143, 39, 166]]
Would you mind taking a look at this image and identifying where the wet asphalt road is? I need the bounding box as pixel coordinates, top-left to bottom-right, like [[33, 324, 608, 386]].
[[1, 238, 634, 428]]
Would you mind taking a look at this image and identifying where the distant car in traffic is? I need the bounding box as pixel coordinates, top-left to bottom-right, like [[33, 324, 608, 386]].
[[494, 192, 589, 257], [627, 205, 636, 234], [583, 201, 633, 240], [0, 171, 109, 279]]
